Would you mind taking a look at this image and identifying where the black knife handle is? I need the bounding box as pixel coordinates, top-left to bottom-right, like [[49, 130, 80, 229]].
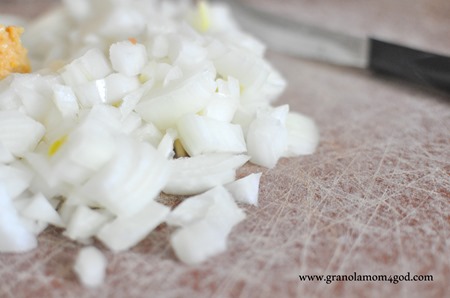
[[369, 38, 450, 96]]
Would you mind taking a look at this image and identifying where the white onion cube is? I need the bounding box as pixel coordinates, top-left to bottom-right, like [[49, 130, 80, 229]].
[[170, 186, 245, 264], [104, 73, 141, 103], [110, 40, 148, 76], [0, 111, 45, 157], [0, 163, 33, 198], [60, 48, 112, 86], [0, 183, 37, 253], [171, 220, 227, 265], [51, 84, 79, 119], [225, 173, 262, 206], [136, 68, 216, 130], [73, 246, 107, 288], [64, 205, 110, 241], [177, 114, 246, 156], [246, 116, 287, 168], [284, 112, 320, 156], [20, 193, 64, 227], [81, 137, 170, 216], [96, 200, 170, 252], [163, 154, 250, 196]]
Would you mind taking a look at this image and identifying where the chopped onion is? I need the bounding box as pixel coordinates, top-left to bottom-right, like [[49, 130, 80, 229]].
[[110, 40, 148, 77], [0, 163, 33, 198], [64, 205, 111, 242], [135, 64, 217, 130], [73, 246, 107, 288], [0, 111, 45, 157], [96, 200, 170, 252], [0, 0, 320, 285], [81, 136, 170, 216], [176, 113, 247, 156], [0, 141, 14, 164], [0, 183, 37, 253], [59, 48, 112, 86], [20, 193, 64, 227], [283, 112, 320, 156], [163, 154, 250, 195], [225, 173, 262, 206], [170, 186, 245, 264], [246, 114, 288, 168]]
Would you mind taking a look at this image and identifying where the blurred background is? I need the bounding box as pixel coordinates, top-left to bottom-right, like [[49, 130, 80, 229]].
[[1, 0, 449, 56]]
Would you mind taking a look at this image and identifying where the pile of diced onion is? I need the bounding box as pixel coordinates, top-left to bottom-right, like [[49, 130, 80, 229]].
[[0, 0, 318, 287]]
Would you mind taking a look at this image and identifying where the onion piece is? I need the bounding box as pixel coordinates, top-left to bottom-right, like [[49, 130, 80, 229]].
[[135, 65, 217, 130], [0, 163, 33, 198], [0, 183, 37, 253], [283, 112, 320, 156], [20, 193, 64, 227], [64, 205, 111, 242], [170, 186, 245, 264], [163, 154, 250, 195], [171, 220, 227, 265], [246, 114, 288, 169], [0, 111, 45, 158], [0, 141, 14, 163], [176, 113, 247, 156], [131, 122, 163, 148], [51, 84, 79, 120], [109, 40, 148, 77], [59, 48, 112, 86], [73, 246, 107, 288], [225, 172, 262, 206], [157, 128, 178, 159], [96, 200, 170, 252], [81, 137, 171, 216]]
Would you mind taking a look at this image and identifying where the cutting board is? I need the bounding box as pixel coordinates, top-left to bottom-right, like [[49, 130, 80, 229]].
[[0, 1, 449, 297]]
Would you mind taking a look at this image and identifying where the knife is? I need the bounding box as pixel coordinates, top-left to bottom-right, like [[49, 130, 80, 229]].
[[226, 0, 450, 96]]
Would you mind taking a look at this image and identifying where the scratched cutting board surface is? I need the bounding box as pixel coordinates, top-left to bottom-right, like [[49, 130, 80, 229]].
[[0, 1, 449, 297]]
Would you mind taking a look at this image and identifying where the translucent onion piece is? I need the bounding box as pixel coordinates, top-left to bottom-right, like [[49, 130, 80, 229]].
[[246, 115, 287, 169], [157, 128, 178, 159], [0, 111, 45, 157], [176, 113, 246, 156], [81, 137, 171, 216], [64, 205, 111, 242], [0, 183, 37, 253], [51, 84, 79, 119], [149, 34, 169, 59], [11, 74, 57, 122], [104, 73, 141, 104], [109, 40, 148, 76], [136, 66, 216, 130], [50, 119, 116, 186], [0, 141, 14, 163], [96, 200, 170, 252], [73, 246, 107, 288], [171, 220, 227, 265], [60, 48, 112, 86], [225, 172, 262, 206], [163, 154, 249, 195], [213, 48, 269, 94], [170, 186, 245, 264], [284, 112, 320, 156], [0, 163, 33, 198], [20, 193, 64, 227]]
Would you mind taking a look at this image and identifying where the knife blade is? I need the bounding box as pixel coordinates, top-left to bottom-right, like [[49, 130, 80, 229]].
[[227, 0, 450, 96]]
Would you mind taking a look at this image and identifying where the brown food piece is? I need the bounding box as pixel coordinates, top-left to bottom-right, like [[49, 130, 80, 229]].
[[0, 25, 31, 79]]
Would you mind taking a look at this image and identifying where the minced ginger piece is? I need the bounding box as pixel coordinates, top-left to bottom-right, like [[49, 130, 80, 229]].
[[0, 25, 31, 79]]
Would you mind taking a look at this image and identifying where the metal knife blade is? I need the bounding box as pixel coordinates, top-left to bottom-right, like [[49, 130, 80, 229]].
[[227, 0, 450, 96]]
